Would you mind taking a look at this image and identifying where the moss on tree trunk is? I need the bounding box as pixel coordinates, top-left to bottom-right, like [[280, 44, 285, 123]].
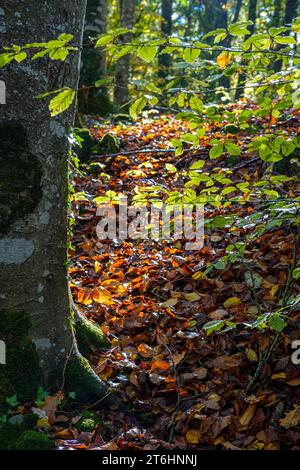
[[0, 310, 41, 408]]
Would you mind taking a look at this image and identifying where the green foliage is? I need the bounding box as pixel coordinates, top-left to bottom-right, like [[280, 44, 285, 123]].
[[15, 430, 53, 450], [77, 411, 99, 432]]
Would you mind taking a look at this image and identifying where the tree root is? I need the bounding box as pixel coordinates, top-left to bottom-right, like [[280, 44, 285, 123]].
[[72, 305, 109, 356], [59, 291, 119, 404], [64, 343, 110, 403]]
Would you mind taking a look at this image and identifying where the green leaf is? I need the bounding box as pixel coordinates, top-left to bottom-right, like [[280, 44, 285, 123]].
[[209, 143, 224, 159], [225, 142, 240, 156], [95, 34, 114, 47], [49, 88, 76, 116], [137, 45, 157, 62], [183, 188, 197, 203], [129, 97, 147, 119], [214, 258, 227, 270], [112, 45, 135, 61], [292, 268, 300, 280], [6, 394, 19, 408], [14, 51, 27, 63], [274, 35, 295, 45], [292, 89, 300, 109], [94, 78, 108, 87], [268, 314, 285, 332], [214, 32, 227, 43], [58, 33, 74, 42], [167, 191, 182, 205], [175, 145, 184, 156], [165, 163, 177, 173], [182, 48, 200, 64], [36, 87, 68, 99], [190, 96, 203, 114], [32, 49, 50, 60], [221, 186, 236, 195], [269, 27, 289, 36], [146, 95, 158, 106], [190, 160, 205, 170], [177, 93, 186, 107], [0, 53, 14, 68], [229, 22, 252, 36], [203, 320, 225, 335], [181, 133, 199, 145], [236, 182, 249, 192], [49, 47, 69, 61], [203, 28, 226, 40]]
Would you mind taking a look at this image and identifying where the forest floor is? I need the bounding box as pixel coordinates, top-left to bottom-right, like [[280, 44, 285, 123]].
[[55, 109, 300, 450]]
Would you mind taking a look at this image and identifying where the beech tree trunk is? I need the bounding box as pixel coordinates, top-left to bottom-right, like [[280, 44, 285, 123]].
[[0, 0, 107, 402], [113, 0, 136, 111], [235, 0, 257, 99], [273, 0, 298, 71], [79, 0, 111, 115], [284, 0, 298, 24], [272, 0, 283, 27], [158, 0, 173, 77]]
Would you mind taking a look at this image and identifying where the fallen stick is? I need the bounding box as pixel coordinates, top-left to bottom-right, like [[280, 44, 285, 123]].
[[90, 148, 175, 160]]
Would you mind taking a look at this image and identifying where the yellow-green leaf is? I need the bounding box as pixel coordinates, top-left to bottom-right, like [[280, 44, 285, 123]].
[[49, 88, 76, 117]]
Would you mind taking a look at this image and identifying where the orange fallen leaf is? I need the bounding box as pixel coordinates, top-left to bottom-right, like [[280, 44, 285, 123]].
[[151, 360, 170, 371], [92, 287, 114, 305], [137, 343, 153, 358]]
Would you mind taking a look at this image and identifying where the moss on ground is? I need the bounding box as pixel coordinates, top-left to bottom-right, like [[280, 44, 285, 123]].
[[0, 414, 39, 450], [16, 430, 53, 450], [0, 422, 24, 450]]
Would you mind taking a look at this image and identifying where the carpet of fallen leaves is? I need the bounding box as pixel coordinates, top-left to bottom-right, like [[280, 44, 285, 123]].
[[53, 110, 300, 450]]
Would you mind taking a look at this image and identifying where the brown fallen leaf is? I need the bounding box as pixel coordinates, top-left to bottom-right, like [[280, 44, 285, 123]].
[[239, 404, 257, 427], [40, 391, 64, 424], [212, 355, 241, 369], [280, 405, 300, 429]]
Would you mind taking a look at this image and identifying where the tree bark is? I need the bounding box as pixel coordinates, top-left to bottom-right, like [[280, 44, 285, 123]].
[[214, 0, 230, 90], [235, 0, 257, 99], [284, 0, 298, 24], [273, 0, 298, 71], [113, 0, 136, 111], [79, 0, 111, 115], [158, 0, 173, 77], [232, 0, 243, 24], [0, 0, 107, 402], [272, 0, 283, 27]]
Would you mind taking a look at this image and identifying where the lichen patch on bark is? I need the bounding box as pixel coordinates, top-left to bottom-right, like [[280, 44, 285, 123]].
[[0, 238, 34, 264]]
